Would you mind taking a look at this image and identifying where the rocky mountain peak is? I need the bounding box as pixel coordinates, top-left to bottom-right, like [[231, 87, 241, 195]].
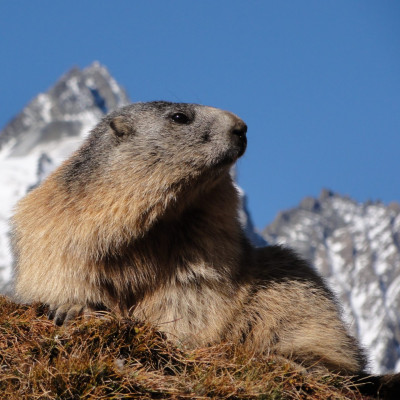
[[0, 62, 129, 157], [263, 190, 400, 373]]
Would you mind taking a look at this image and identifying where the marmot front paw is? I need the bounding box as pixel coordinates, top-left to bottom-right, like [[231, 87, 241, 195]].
[[48, 303, 86, 326]]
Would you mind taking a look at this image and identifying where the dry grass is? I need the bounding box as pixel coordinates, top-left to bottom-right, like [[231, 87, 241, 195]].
[[0, 295, 372, 399]]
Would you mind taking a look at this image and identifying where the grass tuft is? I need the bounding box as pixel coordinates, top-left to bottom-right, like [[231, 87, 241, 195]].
[[0, 295, 372, 399]]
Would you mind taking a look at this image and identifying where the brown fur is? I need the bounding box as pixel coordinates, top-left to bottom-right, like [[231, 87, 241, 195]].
[[13, 101, 366, 375]]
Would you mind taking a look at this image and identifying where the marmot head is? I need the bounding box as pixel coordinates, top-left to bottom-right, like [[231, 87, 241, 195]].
[[106, 101, 246, 171], [64, 101, 247, 191]]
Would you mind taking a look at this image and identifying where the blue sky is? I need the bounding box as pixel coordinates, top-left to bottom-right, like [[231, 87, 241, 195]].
[[1, 1, 399, 229]]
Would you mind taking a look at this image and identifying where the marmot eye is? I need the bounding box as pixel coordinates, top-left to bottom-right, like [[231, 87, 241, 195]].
[[170, 112, 190, 124]]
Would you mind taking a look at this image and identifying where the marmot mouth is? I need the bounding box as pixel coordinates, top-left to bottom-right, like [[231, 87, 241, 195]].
[[215, 143, 247, 168]]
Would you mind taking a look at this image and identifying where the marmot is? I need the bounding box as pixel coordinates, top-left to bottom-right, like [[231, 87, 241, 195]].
[[10, 101, 374, 377]]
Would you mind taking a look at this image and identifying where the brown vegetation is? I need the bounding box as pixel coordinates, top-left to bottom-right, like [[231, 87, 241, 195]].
[[0, 296, 371, 400]]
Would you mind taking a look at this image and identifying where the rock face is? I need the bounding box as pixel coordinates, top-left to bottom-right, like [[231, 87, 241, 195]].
[[0, 62, 129, 157], [263, 189, 400, 373]]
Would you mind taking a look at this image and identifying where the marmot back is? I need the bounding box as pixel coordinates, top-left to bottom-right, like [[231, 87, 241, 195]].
[[13, 101, 369, 377]]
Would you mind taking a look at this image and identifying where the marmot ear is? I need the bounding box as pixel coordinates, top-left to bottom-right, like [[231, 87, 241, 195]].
[[110, 116, 134, 137]]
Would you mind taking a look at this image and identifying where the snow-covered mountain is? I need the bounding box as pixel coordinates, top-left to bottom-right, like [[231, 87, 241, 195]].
[[0, 62, 264, 292], [263, 189, 400, 373]]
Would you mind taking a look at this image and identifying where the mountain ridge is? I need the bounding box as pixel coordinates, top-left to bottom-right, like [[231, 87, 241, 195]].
[[263, 189, 400, 373]]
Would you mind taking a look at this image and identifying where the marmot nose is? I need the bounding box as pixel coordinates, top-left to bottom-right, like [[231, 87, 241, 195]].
[[231, 120, 247, 140], [230, 118, 247, 157]]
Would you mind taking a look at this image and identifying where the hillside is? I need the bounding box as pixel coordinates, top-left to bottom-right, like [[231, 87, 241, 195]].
[[0, 295, 372, 400]]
